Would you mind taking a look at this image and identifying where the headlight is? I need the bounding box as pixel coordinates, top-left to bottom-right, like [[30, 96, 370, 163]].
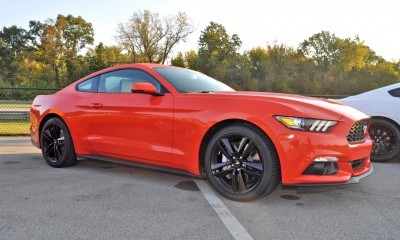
[[274, 116, 337, 132]]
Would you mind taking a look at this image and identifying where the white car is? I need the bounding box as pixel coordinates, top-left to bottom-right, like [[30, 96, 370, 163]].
[[339, 83, 400, 162]]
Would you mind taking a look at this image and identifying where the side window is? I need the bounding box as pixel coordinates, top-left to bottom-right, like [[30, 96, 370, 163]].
[[98, 69, 162, 93], [388, 88, 400, 98], [77, 77, 97, 92]]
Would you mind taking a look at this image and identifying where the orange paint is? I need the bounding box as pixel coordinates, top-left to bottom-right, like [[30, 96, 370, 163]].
[[30, 64, 372, 184]]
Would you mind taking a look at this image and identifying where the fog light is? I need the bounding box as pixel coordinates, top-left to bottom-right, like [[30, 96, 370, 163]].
[[313, 156, 339, 162]]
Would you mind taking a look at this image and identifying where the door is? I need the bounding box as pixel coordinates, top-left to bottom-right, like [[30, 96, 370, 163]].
[[85, 69, 173, 164]]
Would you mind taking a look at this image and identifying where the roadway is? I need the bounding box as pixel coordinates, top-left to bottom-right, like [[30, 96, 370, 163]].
[[1, 137, 399, 240]]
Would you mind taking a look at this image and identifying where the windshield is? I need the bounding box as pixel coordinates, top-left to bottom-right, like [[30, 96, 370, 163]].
[[153, 67, 234, 93]]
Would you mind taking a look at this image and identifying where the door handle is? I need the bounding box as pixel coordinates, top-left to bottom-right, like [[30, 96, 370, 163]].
[[88, 103, 103, 109]]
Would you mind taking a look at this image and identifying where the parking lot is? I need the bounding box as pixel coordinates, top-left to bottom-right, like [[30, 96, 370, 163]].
[[1, 137, 400, 240]]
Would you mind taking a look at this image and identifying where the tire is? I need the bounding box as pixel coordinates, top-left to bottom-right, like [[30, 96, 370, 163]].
[[369, 118, 400, 162], [40, 117, 78, 167], [204, 124, 280, 202]]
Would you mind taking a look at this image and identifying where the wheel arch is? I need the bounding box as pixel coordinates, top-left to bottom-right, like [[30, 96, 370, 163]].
[[370, 116, 400, 130], [38, 113, 70, 148], [198, 119, 281, 178]]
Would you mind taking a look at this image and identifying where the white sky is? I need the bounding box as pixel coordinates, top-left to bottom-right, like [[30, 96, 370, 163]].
[[1, 0, 399, 61]]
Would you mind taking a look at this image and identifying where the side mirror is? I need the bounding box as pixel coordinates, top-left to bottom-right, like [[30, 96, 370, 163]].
[[131, 82, 164, 96]]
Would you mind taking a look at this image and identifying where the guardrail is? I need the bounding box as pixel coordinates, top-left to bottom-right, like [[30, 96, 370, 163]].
[[0, 88, 60, 135], [0, 110, 30, 121]]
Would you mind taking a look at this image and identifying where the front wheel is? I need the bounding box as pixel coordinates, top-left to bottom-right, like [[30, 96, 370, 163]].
[[204, 124, 280, 202], [369, 118, 400, 162], [40, 117, 78, 167]]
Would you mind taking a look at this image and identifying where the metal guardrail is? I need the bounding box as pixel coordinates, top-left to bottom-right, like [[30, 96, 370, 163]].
[[0, 111, 30, 121], [0, 88, 60, 135]]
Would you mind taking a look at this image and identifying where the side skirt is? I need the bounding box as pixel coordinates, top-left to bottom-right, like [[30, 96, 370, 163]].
[[78, 154, 203, 179]]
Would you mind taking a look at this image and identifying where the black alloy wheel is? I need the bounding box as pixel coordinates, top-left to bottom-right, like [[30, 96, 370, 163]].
[[205, 124, 280, 201], [369, 118, 400, 162], [40, 118, 78, 167]]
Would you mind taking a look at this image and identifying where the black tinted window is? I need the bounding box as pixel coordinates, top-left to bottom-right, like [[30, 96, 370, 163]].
[[154, 67, 234, 93], [77, 77, 96, 92], [388, 88, 400, 97], [98, 69, 161, 93]]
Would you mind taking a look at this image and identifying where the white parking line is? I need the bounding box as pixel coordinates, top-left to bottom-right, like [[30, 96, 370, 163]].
[[194, 179, 254, 240], [0, 146, 41, 154]]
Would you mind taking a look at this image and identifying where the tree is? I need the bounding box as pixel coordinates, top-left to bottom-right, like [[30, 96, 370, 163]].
[[170, 50, 200, 69], [185, 50, 199, 70], [197, 22, 242, 80], [31, 19, 63, 85], [0, 25, 34, 85], [300, 31, 341, 70], [58, 14, 94, 83], [117, 10, 195, 64], [170, 52, 185, 67], [337, 36, 378, 72], [31, 14, 94, 85], [246, 44, 300, 93], [86, 42, 128, 71], [198, 22, 241, 62], [247, 47, 268, 80]]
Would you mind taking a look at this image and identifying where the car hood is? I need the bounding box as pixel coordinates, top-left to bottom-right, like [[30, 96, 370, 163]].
[[210, 91, 369, 121]]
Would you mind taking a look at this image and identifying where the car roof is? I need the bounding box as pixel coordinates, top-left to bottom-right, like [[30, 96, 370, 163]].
[[345, 82, 400, 99], [77, 63, 174, 82], [362, 83, 400, 94]]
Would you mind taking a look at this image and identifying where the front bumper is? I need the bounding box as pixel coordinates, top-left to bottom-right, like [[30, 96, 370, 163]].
[[266, 115, 373, 185], [283, 164, 374, 187]]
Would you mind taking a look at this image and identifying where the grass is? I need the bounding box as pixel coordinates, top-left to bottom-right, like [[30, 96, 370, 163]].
[[0, 103, 31, 135], [0, 121, 30, 136], [0, 103, 31, 108], [0, 103, 31, 136]]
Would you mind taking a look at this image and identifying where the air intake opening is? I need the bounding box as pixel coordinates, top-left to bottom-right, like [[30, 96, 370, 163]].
[[351, 158, 364, 170], [302, 162, 338, 175], [347, 120, 369, 143]]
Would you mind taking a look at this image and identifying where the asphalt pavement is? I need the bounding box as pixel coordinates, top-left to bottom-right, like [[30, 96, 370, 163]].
[[1, 137, 399, 240]]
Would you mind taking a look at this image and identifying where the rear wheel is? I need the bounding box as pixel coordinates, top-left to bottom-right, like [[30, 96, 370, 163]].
[[204, 124, 280, 202], [40, 117, 78, 167], [369, 118, 400, 162]]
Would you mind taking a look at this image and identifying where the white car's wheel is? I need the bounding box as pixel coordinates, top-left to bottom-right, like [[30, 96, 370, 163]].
[[369, 118, 400, 162]]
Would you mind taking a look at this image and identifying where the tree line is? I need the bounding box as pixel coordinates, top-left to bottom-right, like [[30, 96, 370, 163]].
[[1, 10, 399, 95]]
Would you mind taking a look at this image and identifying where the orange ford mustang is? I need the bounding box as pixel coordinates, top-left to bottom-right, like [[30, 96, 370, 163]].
[[30, 64, 373, 201]]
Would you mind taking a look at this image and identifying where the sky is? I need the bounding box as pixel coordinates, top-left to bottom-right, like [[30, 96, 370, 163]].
[[1, 0, 399, 61]]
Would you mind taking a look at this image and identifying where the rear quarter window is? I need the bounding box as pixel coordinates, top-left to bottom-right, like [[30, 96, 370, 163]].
[[77, 76, 98, 92]]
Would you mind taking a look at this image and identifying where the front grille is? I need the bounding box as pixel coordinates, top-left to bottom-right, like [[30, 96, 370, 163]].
[[347, 120, 369, 143], [351, 159, 364, 170]]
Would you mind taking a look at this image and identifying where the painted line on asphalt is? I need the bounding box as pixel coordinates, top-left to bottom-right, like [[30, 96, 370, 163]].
[[0, 146, 41, 154], [194, 179, 253, 240]]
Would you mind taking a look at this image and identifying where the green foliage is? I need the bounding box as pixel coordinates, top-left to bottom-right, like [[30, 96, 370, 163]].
[[190, 28, 399, 95], [170, 52, 186, 67], [185, 50, 199, 70], [85, 43, 128, 72], [197, 22, 242, 76], [0, 25, 34, 85], [30, 14, 94, 86], [0, 15, 399, 95]]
